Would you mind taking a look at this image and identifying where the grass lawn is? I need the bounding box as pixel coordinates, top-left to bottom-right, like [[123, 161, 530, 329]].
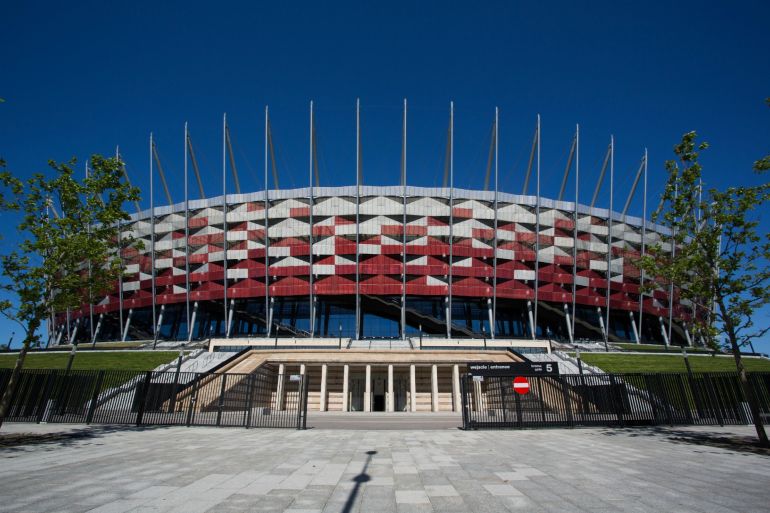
[[611, 343, 715, 354], [575, 353, 770, 374], [0, 351, 182, 372]]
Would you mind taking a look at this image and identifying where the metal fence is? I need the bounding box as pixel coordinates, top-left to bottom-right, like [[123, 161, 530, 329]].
[[0, 366, 309, 429], [460, 372, 770, 429]]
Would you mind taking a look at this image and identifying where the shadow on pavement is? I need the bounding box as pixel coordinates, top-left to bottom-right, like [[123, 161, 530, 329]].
[[341, 450, 375, 513], [0, 424, 173, 452], [599, 427, 770, 456]]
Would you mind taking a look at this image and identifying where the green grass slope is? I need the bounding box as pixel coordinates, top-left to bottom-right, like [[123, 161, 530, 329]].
[[577, 353, 770, 374], [0, 351, 181, 372]]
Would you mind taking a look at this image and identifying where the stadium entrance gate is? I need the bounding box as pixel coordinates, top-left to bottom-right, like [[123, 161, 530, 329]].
[[460, 370, 770, 429], [0, 366, 310, 430]]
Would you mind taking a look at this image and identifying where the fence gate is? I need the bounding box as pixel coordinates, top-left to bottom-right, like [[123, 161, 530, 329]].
[[0, 366, 310, 430], [460, 372, 770, 430]]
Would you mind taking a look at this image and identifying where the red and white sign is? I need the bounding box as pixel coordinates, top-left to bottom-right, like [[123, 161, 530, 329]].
[[513, 376, 530, 395]]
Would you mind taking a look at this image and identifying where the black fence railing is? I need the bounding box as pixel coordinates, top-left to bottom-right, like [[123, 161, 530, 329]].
[[461, 372, 770, 429], [0, 366, 309, 429]]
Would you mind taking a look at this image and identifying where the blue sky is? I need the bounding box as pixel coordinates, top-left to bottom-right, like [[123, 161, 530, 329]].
[[1, 0, 769, 351]]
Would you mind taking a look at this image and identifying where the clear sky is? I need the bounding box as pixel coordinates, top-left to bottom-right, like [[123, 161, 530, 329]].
[[1, 0, 769, 351]]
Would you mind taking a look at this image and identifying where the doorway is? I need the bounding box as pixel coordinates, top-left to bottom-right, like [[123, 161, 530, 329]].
[[394, 377, 408, 412], [372, 374, 386, 412], [350, 374, 364, 412]]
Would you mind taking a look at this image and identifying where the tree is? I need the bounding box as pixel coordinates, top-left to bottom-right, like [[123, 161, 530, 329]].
[[0, 156, 139, 428], [640, 130, 770, 447]]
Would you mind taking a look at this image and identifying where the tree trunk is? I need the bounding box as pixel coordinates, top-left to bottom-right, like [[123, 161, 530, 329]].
[[0, 321, 38, 430], [721, 303, 769, 447]]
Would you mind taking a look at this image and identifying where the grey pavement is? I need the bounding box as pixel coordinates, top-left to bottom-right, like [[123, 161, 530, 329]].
[[1, 422, 769, 512], [306, 412, 462, 430]]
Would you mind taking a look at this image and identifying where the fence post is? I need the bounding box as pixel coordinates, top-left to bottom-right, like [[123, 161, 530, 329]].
[[607, 374, 622, 427], [536, 378, 547, 424], [85, 370, 105, 424], [168, 366, 182, 415], [186, 377, 200, 427], [302, 377, 309, 430], [135, 371, 152, 427], [296, 375, 303, 429], [244, 374, 255, 429], [460, 376, 469, 430], [216, 374, 227, 427], [498, 378, 509, 426], [560, 377, 574, 428], [36, 370, 58, 424], [578, 375, 589, 424]]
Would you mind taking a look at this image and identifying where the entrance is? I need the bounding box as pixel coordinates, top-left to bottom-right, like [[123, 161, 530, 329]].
[[346, 369, 408, 412], [350, 374, 364, 412], [372, 374, 386, 411]]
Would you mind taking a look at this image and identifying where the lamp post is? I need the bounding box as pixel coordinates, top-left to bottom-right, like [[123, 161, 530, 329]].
[[682, 346, 693, 377], [419, 323, 422, 349], [576, 348, 584, 376]]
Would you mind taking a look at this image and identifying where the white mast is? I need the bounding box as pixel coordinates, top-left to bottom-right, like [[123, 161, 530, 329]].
[[184, 122, 191, 341], [533, 115, 541, 340], [492, 107, 499, 339], [150, 133, 157, 348], [447, 101, 454, 339]]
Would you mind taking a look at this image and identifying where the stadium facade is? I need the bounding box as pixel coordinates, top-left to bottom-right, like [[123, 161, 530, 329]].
[[54, 184, 692, 348]]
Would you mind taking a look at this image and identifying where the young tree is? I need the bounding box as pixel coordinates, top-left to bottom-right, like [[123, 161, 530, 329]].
[[640, 131, 770, 447], [0, 156, 139, 428]]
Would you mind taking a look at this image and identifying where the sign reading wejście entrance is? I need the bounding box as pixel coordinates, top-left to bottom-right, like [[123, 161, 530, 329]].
[[467, 362, 559, 377]]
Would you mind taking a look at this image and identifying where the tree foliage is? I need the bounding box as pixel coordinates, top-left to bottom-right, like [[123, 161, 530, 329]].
[[0, 155, 140, 427], [639, 128, 770, 446], [641, 133, 770, 351]]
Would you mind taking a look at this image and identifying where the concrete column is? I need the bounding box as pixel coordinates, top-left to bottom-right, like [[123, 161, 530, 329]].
[[276, 363, 286, 410], [431, 364, 439, 412], [387, 364, 394, 412], [659, 316, 669, 346], [409, 364, 416, 412], [320, 363, 328, 412], [364, 364, 371, 412], [342, 364, 349, 412], [597, 307, 607, 340], [452, 364, 461, 412], [629, 310, 640, 344]]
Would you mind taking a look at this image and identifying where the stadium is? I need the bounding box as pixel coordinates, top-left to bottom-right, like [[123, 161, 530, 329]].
[[45, 107, 700, 413]]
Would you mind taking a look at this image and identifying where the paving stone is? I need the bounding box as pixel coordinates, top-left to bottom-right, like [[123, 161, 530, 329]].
[[425, 484, 459, 497], [0, 423, 768, 513], [484, 484, 524, 496], [395, 490, 431, 504]]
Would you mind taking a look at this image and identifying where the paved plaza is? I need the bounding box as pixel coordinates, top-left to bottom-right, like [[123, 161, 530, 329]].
[[1, 420, 769, 513]]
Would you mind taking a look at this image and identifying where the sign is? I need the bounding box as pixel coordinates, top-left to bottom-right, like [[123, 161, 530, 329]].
[[513, 376, 530, 394], [472, 375, 484, 382], [289, 374, 302, 382], [467, 361, 559, 377]]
